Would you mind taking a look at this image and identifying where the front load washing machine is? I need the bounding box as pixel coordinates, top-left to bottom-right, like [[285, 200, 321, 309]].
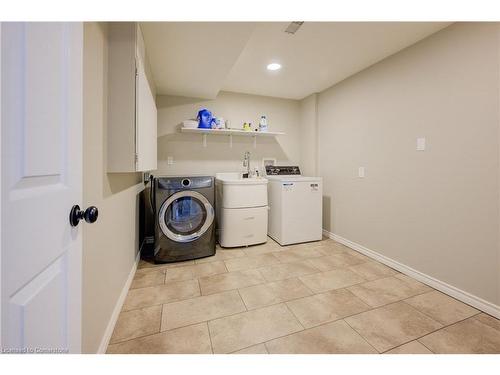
[[153, 176, 216, 263]]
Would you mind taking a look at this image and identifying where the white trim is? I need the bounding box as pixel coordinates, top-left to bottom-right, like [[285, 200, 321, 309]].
[[0, 22, 3, 348], [97, 251, 140, 354], [323, 229, 500, 319]]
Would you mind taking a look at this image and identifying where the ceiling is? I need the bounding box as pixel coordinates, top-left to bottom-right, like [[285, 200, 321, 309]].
[[140, 22, 256, 99], [141, 22, 451, 100]]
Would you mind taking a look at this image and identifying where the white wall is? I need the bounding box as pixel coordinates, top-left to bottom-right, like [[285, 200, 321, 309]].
[[155, 91, 301, 176], [82, 22, 143, 353], [299, 93, 318, 176], [317, 23, 500, 306]]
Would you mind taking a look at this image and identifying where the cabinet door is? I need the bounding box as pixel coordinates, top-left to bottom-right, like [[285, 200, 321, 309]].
[[106, 22, 136, 173], [135, 57, 157, 172]]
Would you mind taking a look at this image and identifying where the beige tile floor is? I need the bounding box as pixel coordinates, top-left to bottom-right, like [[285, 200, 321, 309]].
[[106, 238, 500, 354]]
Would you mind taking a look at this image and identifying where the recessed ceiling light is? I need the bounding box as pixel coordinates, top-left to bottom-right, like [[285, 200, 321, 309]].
[[267, 63, 282, 71]]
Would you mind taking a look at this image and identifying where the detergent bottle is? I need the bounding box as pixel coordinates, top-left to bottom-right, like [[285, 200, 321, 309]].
[[259, 115, 268, 132], [197, 109, 213, 129]]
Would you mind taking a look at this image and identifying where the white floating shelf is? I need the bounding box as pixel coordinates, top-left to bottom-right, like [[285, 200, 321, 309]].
[[180, 127, 285, 137], [180, 127, 285, 148]]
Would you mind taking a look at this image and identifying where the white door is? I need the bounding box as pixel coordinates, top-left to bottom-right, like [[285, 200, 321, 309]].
[[1, 22, 83, 353]]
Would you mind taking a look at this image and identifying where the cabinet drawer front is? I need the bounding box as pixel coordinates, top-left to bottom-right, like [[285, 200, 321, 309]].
[[219, 206, 268, 247], [220, 184, 268, 208]]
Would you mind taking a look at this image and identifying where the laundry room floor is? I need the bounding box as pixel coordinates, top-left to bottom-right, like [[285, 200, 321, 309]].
[[106, 238, 500, 354]]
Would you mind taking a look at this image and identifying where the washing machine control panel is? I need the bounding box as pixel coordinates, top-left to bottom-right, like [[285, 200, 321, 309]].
[[265, 166, 301, 176], [157, 176, 213, 190]]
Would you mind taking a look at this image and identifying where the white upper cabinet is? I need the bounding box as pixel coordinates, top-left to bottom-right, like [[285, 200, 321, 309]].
[[107, 23, 157, 172], [135, 56, 157, 172]]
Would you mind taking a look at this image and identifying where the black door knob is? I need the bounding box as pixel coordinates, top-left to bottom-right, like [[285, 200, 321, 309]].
[[70, 205, 99, 227]]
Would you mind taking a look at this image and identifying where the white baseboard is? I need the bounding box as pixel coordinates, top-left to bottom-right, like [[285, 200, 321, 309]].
[[97, 251, 141, 354], [323, 229, 500, 319]]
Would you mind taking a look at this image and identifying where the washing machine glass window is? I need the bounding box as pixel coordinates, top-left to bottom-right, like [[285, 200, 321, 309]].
[[166, 196, 206, 235], [158, 190, 215, 243]]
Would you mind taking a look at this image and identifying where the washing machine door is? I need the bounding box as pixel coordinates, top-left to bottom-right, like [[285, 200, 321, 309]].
[[158, 190, 215, 243]]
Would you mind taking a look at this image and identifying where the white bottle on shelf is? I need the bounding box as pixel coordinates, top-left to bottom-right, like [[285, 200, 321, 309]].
[[259, 115, 268, 132]]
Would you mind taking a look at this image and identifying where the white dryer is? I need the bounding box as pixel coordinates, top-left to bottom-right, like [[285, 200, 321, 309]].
[[266, 166, 322, 246]]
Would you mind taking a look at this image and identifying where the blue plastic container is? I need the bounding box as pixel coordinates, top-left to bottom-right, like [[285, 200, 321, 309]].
[[197, 109, 213, 129]]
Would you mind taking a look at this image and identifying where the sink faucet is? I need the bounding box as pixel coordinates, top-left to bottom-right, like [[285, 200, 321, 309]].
[[243, 151, 251, 178]]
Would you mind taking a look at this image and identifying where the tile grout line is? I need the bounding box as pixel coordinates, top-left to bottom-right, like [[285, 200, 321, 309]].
[[296, 269, 371, 295], [342, 318, 380, 354], [224, 256, 282, 273], [236, 289, 249, 311], [159, 302, 165, 332], [471, 312, 500, 329], [218, 314, 306, 353], [379, 311, 483, 354], [414, 339, 435, 354], [205, 321, 214, 354], [137, 262, 195, 273], [347, 263, 399, 280], [108, 320, 216, 348], [414, 312, 484, 343], [383, 312, 481, 354], [343, 287, 372, 310], [159, 289, 251, 331], [400, 292, 483, 326], [197, 277, 201, 295], [108, 306, 163, 347], [263, 342, 270, 354], [340, 290, 439, 323], [345, 283, 438, 314], [108, 330, 160, 348], [399, 299, 448, 327], [297, 279, 316, 296], [380, 338, 433, 354], [252, 318, 349, 353], [283, 302, 306, 331], [228, 342, 268, 354], [242, 284, 316, 312]]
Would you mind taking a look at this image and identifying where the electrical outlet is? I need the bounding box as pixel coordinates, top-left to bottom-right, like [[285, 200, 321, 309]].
[[167, 156, 174, 165], [417, 137, 426, 151], [358, 167, 365, 178]]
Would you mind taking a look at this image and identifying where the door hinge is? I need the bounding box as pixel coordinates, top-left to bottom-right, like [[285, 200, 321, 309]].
[[135, 153, 139, 164]]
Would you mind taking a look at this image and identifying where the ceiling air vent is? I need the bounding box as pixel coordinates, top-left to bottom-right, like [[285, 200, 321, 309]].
[[284, 21, 304, 35]]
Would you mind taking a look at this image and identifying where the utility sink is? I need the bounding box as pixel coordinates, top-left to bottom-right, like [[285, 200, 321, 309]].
[[215, 172, 269, 248], [215, 172, 268, 208], [215, 172, 267, 185]]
